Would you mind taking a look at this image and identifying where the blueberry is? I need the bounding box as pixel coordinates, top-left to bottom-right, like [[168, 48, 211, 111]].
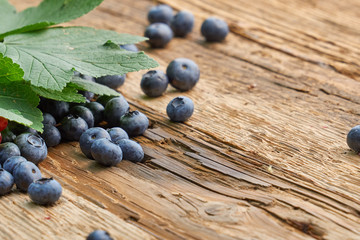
[[120, 44, 138, 52], [70, 106, 95, 128], [1, 127, 16, 143], [95, 75, 126, 90], [85, 102, 105, 126], [347, 125, 360, 153], [39, 100, 70, 122], [13, 161, 42, 191], [79, 127, 111, 159], [42, 113, 57, 126], [15, 133, 47, 165], [117, 139, 144, 163], [104, 96, 129, 127], [91, 138, 122, 166], [87, 230, 113, 240], [107, 127, 129, 143], [81, 91, 95, 101], [166, 58, 200, 91], [119, 111, 149, 137], [140, 70, 168, 97], [201, 17, 229, 42], [171, 11, 194, 37], [3, 156, 27, 174], [144, 23, 173, 48], [96, 95, 116, 107], [0, 169, 14, 195], [28, 178, 62, 205], [147, 4, 173, 25], [166, 96, 194, 122], [59, 115, 88, 141], [0, 142, 21, 165], [41, 124, 61, 147]]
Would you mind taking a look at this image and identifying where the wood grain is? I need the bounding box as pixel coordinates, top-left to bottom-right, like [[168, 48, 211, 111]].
[[4, 0, 360, 239]]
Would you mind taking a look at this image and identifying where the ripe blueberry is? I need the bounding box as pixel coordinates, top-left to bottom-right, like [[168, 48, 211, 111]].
[[120, 44, 138, 52], [85, 102, 105, 126], [80, 127, 111, 159], [347, 125, 360, 153], [107, 127, 129, 143], [59, 115, 88, 141], [95, 75, 126, 90], [166, 58, 200, 91], [41, 124, 61, 147], [201, 17, 229, 42], [15, 133, 47, 165], [171, 11, 194, 37], [147, 4, 173, 25], [87, 230, 113, 240], [140, 70, 168, 97], [70, 106, 95, 128], [117, 139, 144, 163], [91, 138, 123, 166], [104, 96, 129, 127], [3, 156, 27, 174], [166, 96, 194, 122], [0, 169, 14, 195], [0, 142, 21, 165], [13, 161, 42, 192], [28, 178, 62, 205], [42, 113, 57, 126], [119, 111, 149, 137], [145, 23, 173, 48]]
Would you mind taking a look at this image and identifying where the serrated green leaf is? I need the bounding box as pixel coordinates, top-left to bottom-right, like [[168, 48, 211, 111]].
[[0, 27, 158, 91], [0, 53, 24, 83], [31, 85, 86, 103], [0, 82, 43, 131], [70, 77, 121, 97], [0, 0, 104, 39]]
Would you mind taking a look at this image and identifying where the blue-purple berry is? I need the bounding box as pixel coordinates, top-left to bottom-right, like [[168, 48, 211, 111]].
[[147, 4, 173, 25], [95, 75, 126, 90], [0, 169, 14, 195], [171, 11, 194, 37], [0, 142, 21, 165], [166, 96, 194, 122], [91, 139, 123, 166], [59, 115, 89, 141], [3, 156, 27, 174], [201, 17, 229, 42], [15, 133, 47, 165], [41, 124, 61, 147], [107, 127, 129, 143], [140, 70, 168, 97], [166, 58, 200, 91], [119, 111, 149, 137], [13, 161, 42, 192], [117, 139, 144, 163], [80, 127, 111, 159], [145, 23, 173, 48], [87, 230, 113, 240], [28, 178, 62, 205]]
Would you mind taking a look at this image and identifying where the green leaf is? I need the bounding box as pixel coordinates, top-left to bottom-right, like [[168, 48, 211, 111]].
[[0, 82, 43, 132], [70, 77, 121, 97], [0, 0, 104, 39], [31, 85, 86, 103], [0, 27, 158, 91], [0, 53, 24, 83]]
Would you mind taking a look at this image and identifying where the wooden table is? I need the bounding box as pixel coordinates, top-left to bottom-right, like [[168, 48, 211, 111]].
[[4, 0, 360, 239]]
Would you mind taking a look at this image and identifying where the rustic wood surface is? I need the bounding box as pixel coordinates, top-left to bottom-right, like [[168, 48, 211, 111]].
[[4, 0, 360, 239]]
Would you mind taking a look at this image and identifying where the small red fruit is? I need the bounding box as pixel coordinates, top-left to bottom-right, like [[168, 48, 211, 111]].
[[0, 117, 8, 132]]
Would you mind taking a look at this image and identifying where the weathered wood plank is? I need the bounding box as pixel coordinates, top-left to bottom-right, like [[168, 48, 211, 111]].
[[4, 0, 360, 239]]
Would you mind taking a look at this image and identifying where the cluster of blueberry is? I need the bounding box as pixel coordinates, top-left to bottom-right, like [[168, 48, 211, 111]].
[[0, 133, 62, 205], [144, 4, 229, 48]]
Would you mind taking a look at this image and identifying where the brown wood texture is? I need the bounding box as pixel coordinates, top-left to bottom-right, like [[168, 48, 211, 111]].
[[4, 0, 360, 239]]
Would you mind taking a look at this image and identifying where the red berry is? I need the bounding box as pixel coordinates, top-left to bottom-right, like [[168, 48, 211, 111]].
[[0, 117, 8, 132]]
